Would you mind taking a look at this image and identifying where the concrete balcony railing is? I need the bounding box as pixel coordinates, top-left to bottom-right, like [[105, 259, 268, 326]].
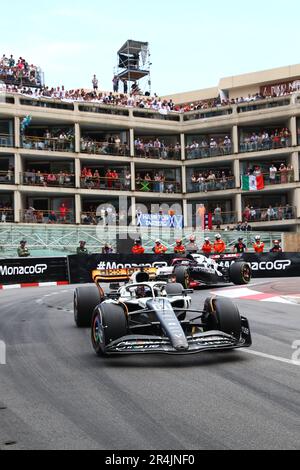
[[80, 176, 131, 191], [186, 144, 233, 160], [135, 178, 182, 194], [242, 206, 296, 223], [134, 145, 181, 161], [187, 176, 235, 193], [20, 172, 75, 188], [240, 138, 291, 154], [21, 136, 75, 153], [81, 140, 130, 157], [0, 209, 14, 223], [0, 170, 14, 185], [21, 209, 75, 225], [0, 133, 14, 148]]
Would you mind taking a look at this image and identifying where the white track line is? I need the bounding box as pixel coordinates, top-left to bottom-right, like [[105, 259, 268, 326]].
[[241, 349, 300, 367]]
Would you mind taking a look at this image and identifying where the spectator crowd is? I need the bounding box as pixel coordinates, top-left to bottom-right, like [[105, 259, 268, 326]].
[[243, 163, 294, 185], [1, 53, 299, 117], [0, 54, 42, 88], [189, 170, 235, 193], [23, 169, 74, 187], [81, 168, 131, 190], [80, 135, 129, 156], [186, 136, 232, 159], [134, 138, 181, 160], [240, 128, 291, 152]]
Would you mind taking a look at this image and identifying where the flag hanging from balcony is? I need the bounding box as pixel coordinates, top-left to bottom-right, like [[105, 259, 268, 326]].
[[241, 174, 264, 191]]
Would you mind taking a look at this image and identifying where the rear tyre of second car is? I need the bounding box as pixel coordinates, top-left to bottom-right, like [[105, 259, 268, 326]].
[[229, 262, 251, 285], [174, 266, 190, 289]]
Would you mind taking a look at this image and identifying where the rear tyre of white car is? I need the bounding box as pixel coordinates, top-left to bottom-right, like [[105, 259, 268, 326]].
[[74, 286, 101, 328], [229, 262, 251, 285], [174, 266, 190, 289]]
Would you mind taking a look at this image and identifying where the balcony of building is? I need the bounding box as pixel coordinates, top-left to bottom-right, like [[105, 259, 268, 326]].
[[239, 123, 291, 155], [21, 195, 75, 224], [134, 166, 182, 195], [21, 122, 75, 153], [0, 119, 14, 148], [188, 199, 237, 229], [80, 162, 131, 192], [236, 96, 292, 114], [0, 154, 15, 185], [81, 196, 131, 227], [239, 158, 295, 192], [186, 163, 235, 195], [135, 199, 183, 228], [185, 132, 233, 161], [183, 104, 233, 122], [80, 126, 130, 158], [134, 134, 181, 161], [0, 191, 14, 223], [20, 159, 75, 189], [241, 193, 296, 229]]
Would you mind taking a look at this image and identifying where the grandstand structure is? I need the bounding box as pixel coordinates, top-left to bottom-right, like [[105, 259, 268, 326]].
[[0, 62, 300, 256]]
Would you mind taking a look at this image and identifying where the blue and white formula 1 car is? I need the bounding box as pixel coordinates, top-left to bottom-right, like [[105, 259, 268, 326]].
[[74, 270, 252, 357]]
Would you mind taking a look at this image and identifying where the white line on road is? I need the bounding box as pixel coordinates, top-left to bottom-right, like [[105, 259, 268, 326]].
[[241, 349, 300, 367]]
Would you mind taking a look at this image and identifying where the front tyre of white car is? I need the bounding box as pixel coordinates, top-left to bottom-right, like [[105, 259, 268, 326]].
[[91, 303, 128, 356]]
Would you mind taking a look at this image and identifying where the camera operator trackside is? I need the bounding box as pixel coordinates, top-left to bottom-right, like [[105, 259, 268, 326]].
[[155, 254, 252, 289], [73, 270, 252, 357]]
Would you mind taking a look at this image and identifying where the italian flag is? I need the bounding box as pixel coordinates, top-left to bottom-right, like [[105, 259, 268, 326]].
[[241, 175, 264, 191]]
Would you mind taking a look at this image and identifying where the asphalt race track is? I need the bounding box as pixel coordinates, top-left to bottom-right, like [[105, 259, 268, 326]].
[[0, 279, 299, 450]]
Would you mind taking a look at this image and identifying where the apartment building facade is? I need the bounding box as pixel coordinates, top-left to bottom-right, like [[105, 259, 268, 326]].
[[1, 64, 300, 232]]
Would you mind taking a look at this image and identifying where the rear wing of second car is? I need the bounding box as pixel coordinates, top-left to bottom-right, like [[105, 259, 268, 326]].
[[92, 267, 158, 284]]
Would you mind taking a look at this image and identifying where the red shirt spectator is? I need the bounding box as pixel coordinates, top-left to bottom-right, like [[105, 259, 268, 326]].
[[59, 203, 68, 222], [106, 169, 113, 189]]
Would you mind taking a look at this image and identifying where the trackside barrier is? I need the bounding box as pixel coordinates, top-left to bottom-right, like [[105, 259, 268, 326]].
[[0, 254, 299, 287], [67, 253, 300, 285], [0, 257, 68, 286]]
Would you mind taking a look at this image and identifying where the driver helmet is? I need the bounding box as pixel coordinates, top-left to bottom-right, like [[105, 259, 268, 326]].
[[238, 237, 243, 241], [189, 235, 196, 242], [205, 237, 210, 242], [134, 239, 141, 244], [176, 239, 182, 245], [136, 286, 151, 298], [255, 235, 261, 241], [273, 240, 280, 245], [155, 239, 161, 244], [215, 234, 221, 240]]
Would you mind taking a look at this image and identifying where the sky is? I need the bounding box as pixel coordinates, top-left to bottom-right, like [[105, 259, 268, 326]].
[[2, 0, 300, 96]]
